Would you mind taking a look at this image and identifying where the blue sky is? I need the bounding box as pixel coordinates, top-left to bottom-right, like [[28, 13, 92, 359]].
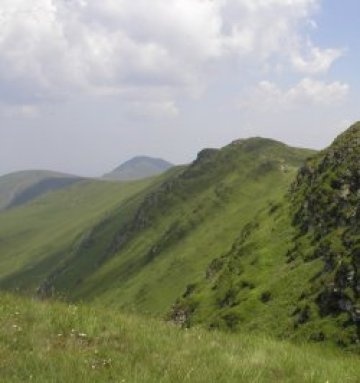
[[0, 0, 358, 176], [315, 1, 359, 87]]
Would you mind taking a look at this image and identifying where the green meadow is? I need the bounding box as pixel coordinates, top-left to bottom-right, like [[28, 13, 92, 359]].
[[1, 292, 359, 383]]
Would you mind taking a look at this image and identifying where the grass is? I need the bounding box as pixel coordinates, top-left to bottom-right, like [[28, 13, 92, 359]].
[[85, 168, 295, 311], [0, 138, 312, 312], [1, 292, 359, 383], [174, 124, 360, 348], [0, 177, 156, 291], [2, 138, 334, 349], [175, 201, 325, 339], [1, 132, 360, 380], [71, 139, 314, 316]]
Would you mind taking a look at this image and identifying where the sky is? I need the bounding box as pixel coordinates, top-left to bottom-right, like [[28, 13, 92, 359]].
[[0, 0, 359, 177]]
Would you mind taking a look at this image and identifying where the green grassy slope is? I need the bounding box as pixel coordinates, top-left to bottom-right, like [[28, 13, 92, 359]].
[[0, 170, 82, 211], [0, 177, 158, 293], [69, 138, 314, 315], [172, 123, 360, 349], [1, 126, 359, 357], [1, 292, 359, 383], [0, 138, 312, 315]]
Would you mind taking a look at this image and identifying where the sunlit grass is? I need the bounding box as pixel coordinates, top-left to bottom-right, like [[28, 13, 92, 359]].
[[0, 293, 359, 382]]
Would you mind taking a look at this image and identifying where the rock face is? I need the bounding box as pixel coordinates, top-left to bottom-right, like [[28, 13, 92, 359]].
[[290, 122, 360, 343]]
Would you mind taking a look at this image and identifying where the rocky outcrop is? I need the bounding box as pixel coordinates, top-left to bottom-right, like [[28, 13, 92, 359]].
[[289, 122, 360, 343]]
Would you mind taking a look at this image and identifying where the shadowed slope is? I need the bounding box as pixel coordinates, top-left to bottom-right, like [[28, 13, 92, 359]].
[[0, 170, 82, 211], [0, 177, 161, 292]]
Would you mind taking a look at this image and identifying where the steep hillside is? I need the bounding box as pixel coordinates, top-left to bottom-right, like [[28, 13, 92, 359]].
[[0, 170, 82, 211], [288, 122, 360, 346], [1, 292, 359, 383], [103, 156, 173, 181], [61, 138, 313, 313], [0, 138, 312, 314], [0, 177, 161, 293], [172, 123, 360, 349]]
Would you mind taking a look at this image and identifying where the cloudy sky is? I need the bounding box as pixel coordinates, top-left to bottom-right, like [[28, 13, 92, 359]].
[[0, 0, 358, 176]]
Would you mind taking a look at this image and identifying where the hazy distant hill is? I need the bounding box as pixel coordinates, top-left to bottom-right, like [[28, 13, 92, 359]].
[[0, 170, 82, 211], [103, 156, 173, 181]]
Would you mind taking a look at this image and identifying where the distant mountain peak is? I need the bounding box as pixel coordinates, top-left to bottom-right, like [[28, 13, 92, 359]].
[[103, 156, 173, 181]]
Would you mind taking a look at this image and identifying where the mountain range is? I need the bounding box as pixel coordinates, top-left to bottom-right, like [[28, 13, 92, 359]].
[[0, 123, 359, 380]]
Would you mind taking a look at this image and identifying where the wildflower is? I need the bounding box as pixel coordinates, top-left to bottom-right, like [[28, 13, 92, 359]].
[[103, 358, 112, 367]]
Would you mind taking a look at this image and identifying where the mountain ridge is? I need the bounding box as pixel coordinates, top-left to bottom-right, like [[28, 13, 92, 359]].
[[0, 138, 313, 309], [171, 122, 360, 349], [1, 126, 359, 351]]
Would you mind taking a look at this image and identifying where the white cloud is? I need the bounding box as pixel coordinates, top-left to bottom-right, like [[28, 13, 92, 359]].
[[288, 78, 349, 104], [0, 0, 344, 117], [291, 43, 343, 74], [242, 78, 349, 111]]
